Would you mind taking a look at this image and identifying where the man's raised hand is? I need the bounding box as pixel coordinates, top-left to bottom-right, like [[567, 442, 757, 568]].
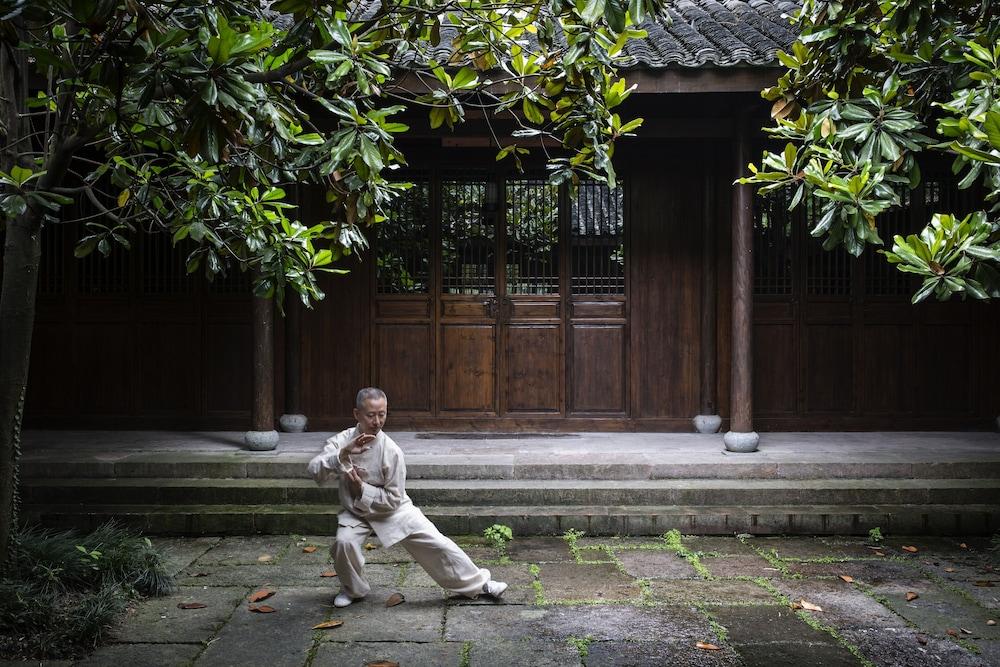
[[341, 432, 376, 457]]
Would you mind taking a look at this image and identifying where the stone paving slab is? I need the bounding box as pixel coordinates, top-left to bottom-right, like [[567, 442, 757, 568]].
[[700, 555, 783, 578], [444, 604, 712, 643], [466, 639, 582, 667], [74, 643, 203, 667], [110, 586, 246, 643], [870, 580, 1000, 640], [194, 587, 326, 667], [506, 537, 575, 562], [613, 549, 700, 579], [176, 562, 381, 587], [536, 562, 641, 602], [647, 579, 777, 606], [732, 641, 862, 667], [192, 535, 295, 565], [843, 627, 991, 667], [680, 536, 761, 557], [316, 587, 446, 642], [747, 536, 879, 560], [314, 641, 465, 667], [707, 605, 841, 646], [770, 578, 910, 630], [581, 640, 744, 667], [150, 536, 221, 575]]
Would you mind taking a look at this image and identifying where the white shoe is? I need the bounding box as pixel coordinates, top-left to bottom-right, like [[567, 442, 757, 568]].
[[482, 580, 508, 598], [334, 592, 356, 608]]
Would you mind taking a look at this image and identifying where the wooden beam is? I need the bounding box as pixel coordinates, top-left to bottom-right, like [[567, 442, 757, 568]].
[[627, 68, 782, 94], [730, 117, 754, 435], [700, 169, 718, 416], [284, 295, 302, 416]]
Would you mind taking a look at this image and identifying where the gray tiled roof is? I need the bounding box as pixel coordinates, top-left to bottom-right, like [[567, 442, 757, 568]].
[[268, 0, 799, 70], [625, 0, 799, 68]]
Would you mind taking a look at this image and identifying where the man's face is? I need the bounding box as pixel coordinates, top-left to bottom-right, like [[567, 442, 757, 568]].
[[354, 397, 388, 435]]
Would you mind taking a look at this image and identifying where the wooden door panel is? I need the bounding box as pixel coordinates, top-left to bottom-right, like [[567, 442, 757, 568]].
[[204, 321, 252, 414], [139, 321, 201, 414], [505, 325, 561, 412], [376, 324, 432, 412], [803, 325, 853, 413], [753, 323, 796, 415], [570, 324, 625, 413], [440, 325, 496, 412]]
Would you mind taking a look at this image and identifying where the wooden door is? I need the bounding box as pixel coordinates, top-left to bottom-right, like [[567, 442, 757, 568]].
[[438, 176, 499, 414], [501, 178, 562, 414]]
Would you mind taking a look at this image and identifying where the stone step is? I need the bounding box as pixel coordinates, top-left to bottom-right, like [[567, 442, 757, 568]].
[[20, 502, 997, 536], [21, 454, 1000, 481], [20, 477, 1000, 507]]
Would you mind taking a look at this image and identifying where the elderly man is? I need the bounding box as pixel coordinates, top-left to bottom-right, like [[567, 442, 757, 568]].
[[307, 387, 507, 607]]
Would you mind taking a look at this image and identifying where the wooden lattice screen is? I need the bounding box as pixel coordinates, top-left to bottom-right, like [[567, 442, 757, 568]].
[[506, 178, 559, 295], [441, 176, 495, 295], [376, 179, 431, 294], [571, 180, 625, 295]]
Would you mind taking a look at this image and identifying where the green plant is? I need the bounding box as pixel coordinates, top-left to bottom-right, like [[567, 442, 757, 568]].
[[562, 528, 586, 562], [0, 522, 174, 660], [483, 524, 513, 561], [567, 634, 594, 659], [868, 527, 884, 544]]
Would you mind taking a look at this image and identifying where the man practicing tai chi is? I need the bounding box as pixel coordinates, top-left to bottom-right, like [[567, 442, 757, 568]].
[[307, 387, 508, 608]]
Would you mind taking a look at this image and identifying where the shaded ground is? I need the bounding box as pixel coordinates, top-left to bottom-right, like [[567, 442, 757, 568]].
[[7, 533, 1000, 666]]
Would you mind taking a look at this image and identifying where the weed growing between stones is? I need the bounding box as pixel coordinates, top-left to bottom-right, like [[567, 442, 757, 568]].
[[750, 577, 876, 667], [567, 634, 594, 659], [662, 530, 713, 579], [0, 523, 175, 660], [735, 534, 795, 577], [483, 524, 513, 564], [459, 640, 473, 667], [396, 562, 410, 587], [636, 578, 653, 606], [868, 527, 884, 544], [694, 604, 730, 643], [529, 564, 546, 604], [562, 528, 585, 561]]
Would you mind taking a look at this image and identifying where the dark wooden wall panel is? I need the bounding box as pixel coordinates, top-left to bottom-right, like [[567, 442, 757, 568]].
[[26, 323, 72, 413], [204, 321, 252, 414], [918, 323, 972, 415], [439, 325, 495, 412], [630, 154, 705, 418], [752, 323, 796, 414], [375, 324, 432, 412], [505, 325, 560, 412], [803, 325, 854, 413], [75, 323, 133, 414], [860, 324, 913, 414], [570, 325, 625, 413], [138, 322, 201, 414]]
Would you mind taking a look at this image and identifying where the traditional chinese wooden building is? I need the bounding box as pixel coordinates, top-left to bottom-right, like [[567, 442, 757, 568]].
[[23, 0, 1000, 440]]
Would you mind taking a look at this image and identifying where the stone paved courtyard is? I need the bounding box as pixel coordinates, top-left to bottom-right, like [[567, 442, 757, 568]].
[[17, 533, 1000, 666]]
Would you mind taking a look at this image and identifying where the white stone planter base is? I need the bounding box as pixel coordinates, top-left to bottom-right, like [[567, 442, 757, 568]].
[[245, 430, 279, 451], [279, 414, 308, 433], [692, 415, 722, 434], [723, 430, 759, 453]]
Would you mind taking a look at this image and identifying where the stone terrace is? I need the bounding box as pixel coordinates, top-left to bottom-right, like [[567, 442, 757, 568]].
[[24, 533, 1000, 666], [19, 431, 1000, 536]]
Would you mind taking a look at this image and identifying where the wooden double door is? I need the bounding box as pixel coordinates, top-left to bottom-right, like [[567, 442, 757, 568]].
[[373, 171, 627, 421]]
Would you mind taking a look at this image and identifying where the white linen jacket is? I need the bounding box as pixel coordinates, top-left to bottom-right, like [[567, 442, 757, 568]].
[[307, 427, 431, 547]]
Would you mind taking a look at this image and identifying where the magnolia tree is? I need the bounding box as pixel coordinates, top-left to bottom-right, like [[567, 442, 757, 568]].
[[741, 0, 1000, 303], [0, 0, 662, 561]]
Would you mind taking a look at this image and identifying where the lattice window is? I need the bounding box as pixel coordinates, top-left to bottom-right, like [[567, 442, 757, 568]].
[[570, 180, 625, 295], [377, 180, 431, 294], [441, 176, 495, 295], [506, 178, 559, 295], [77, 237, 130, 294], [37, 223, 65, 296], [865, 189, 912, 297], [804, 197, 852, 296], [753, 188, 794, 296], [142, 232, 194, 294]]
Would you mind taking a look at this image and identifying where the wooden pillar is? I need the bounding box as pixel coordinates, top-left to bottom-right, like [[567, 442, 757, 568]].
[[694, 169, 721, 433], [279, 295, 307, 432], [245, 276, 278, 450], [724, 117, 760, 452]]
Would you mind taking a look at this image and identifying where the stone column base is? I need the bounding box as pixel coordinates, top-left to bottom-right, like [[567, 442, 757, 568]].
[[723, 430, 759, 453], [245, 430, 279, 451], [279, 414, 308, 433], [692, 415, 722, 434]]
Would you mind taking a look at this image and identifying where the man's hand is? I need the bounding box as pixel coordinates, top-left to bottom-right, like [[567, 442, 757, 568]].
[[341, 432, 376, 456], [346, 468, 364, 497]]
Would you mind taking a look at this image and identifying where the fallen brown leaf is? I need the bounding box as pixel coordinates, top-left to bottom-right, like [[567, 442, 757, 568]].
[[249, 604, 276, 613], [258, 554, 273, 562], [312, 620, 344, 629], [177, 602, 207, 609], [800, 600, 823, 612], [839, 575, 854, 584], [320, 570, 338, 578], [961, 628, 973, 635], [386, 592, 405, 607], [790, 602, 803, 610], [875, 551, 886, 557], [974, 580, 996, 587], [249, 589, 276, 603], [191, 572, 209, 577], [988, 620, 996, 626], [364, 662, 400, 667], [944, 568, 957, 573], [947, 629, 959, 637], [303, 546, 318, 553], [363, 543, 377, 551], [960, 543, 968, 549], [695, 642, 722, 651], [905, 592, 919, 602], [916, 636, 928, 645], [902, 546, 918, 553]]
